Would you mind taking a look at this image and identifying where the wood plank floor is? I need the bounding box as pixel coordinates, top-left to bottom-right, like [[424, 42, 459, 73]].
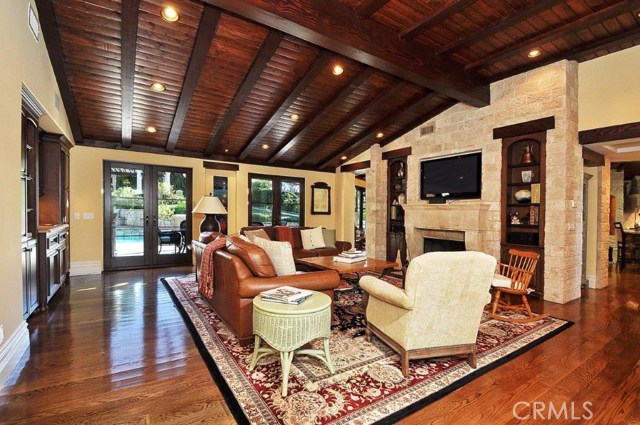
[[0, 265, 638, 424]]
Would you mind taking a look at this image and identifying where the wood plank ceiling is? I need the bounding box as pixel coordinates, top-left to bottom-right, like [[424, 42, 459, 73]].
[[36, 0, 640, 171]]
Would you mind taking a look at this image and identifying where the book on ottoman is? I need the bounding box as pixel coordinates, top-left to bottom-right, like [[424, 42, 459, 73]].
[[260, 286, 313, 304]]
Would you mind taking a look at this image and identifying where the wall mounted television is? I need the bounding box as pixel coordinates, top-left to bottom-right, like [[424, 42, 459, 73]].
[[420, 152, 482, 201]]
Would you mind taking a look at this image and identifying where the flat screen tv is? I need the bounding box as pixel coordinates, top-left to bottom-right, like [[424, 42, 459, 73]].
[[420, 152, 482, 201]]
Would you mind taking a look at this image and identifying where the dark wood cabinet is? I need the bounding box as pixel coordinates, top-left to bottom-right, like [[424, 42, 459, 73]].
[[387, 157, 407, 263], [40, 133, 72, 225], [38, 225, 69, 308], [22, 239, 39, 318], [21, 106, 40, 318], [501, 132, 546, 295]]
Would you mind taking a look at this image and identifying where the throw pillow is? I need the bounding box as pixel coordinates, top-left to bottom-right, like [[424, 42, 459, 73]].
[[244, 228, 270, 243], [300, 226, 326, 250], [322, 228, 337, 248], [238, 234, 252, 243], [253, 237, 297, 276]]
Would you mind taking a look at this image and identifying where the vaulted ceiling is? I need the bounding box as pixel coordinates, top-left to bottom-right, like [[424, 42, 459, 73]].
[[36, 0, 640, 171]]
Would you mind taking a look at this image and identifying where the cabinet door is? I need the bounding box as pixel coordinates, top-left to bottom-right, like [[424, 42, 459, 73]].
[[58, 241, 68, 285], [22, 241, 38, 318]]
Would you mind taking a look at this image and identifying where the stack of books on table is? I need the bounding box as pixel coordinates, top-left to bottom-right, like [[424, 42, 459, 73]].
[[333, 250, 367, 263], [260, 286, 313, 305]]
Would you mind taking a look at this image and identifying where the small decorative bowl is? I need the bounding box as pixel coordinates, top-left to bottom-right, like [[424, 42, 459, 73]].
[[514, 189, 531, 203]]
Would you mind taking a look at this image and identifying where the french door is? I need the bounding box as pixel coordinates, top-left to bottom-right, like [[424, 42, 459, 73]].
[[103, 162, 192, 270]]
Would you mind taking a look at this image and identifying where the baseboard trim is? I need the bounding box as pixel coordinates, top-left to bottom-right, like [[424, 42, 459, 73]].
[[70, 261, 102, 276], [0, 321, 29, 389]]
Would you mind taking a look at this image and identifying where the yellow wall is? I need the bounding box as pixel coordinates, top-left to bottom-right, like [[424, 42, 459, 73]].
[[71, 146, 338, 269], [0, 1, 73, 346], [579, 44, 640, 130]]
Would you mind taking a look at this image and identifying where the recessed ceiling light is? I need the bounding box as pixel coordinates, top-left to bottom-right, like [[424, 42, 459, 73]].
[[261, 144, 270, 150], [161, 6, 179, 22], [332, 64, 344, 76], [146, 126, 157, 133], [376, 132, 384, 139], [224, 149, 229, 153], [527, 49, 541, 58], [290, 113, 300, 122], [150, 82, 166, 92], [341, 155, 348, 160]]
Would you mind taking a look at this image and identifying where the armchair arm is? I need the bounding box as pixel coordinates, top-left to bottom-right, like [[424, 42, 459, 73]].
[[359, 275, 412, 310]]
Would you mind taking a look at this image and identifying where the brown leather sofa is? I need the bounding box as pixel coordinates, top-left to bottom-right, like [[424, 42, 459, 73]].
[[240, 226, 352, 259], [193, 234, 340, 344]]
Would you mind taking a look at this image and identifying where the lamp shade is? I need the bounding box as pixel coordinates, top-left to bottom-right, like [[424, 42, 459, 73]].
[[192, 196, 227, 233], [192, 196, 227, 215]]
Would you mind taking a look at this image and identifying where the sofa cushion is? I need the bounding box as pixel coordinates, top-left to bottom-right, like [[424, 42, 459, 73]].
[[314, 247, 342, 257], [293, 249, 320, 259], [274, 226, 295, 246], [322, 228, 337, 248], [253, 237, 297, 276], [227, 236, 277, 277], [244, 228, 270, 243], [290, 227, 303, 249], [301, 226, 326, 250]]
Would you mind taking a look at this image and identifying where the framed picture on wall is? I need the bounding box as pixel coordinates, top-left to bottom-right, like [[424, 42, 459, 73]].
[[213, 176, 228, 234], [311, 182, 331, 215]]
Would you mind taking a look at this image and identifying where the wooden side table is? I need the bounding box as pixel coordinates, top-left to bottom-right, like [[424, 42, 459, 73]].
[[249, 291, 334, 397]]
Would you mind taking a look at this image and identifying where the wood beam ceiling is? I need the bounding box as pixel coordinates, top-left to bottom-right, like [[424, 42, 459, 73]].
[[318, 92, 445, 169], [237, 50, 333, 160], [34, 0, 83, 142], [204, 30, 285, 156], [293, 81, 408, 166], [466, 0, 637, 71], [120, 0, 140, 148], [199, 0, 489, 107], [437, 0, 559, 57], [165, 6, 221, 153], [267, 67, 376, 164], [354, 0, 390, 18], [400, 0, 475, 41]]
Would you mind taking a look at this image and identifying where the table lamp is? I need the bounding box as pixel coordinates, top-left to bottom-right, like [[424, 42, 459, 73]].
[[192, 195, 227, 233]]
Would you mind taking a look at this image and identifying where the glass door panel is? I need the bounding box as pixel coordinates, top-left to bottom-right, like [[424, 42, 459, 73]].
[[154, 168, 191, 265], [280, 180, 301, 227], [250, 178, 273, 226]]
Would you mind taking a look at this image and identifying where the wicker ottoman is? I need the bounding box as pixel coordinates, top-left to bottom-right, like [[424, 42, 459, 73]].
[[249, 291, 334, 396]]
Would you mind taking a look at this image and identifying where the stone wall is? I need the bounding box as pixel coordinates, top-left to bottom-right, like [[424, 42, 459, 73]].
[[610, 170, 624, 262], [367, 60, 583, 304]]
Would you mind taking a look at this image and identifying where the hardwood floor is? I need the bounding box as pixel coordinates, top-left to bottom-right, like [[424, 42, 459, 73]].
[[1, 265, 638, 424]]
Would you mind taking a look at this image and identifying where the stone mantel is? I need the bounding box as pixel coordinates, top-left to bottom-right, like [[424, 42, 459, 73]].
[[402, 202, 500, 259]]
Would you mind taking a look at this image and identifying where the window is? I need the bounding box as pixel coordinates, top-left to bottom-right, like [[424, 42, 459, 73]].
[[249, 174, 304, 227]]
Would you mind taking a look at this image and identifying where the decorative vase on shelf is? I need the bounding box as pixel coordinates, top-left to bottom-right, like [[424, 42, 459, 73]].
[[397, 162, 404, 177], [514, 189, 532, 203], [398, 193, 406, 204], [520, 145, 535, 164]]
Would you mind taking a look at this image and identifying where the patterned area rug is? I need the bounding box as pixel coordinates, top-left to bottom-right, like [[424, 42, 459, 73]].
[[162, 274, 572, 425]]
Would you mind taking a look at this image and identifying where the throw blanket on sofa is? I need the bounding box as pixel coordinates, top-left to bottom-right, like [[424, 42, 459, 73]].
[[199, 238, 227, 301]]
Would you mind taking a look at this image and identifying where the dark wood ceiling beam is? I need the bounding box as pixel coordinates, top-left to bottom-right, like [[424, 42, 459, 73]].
[[268, 67, 377, 164], [34, 0, 84, 142], [579, 121, 640, 145], [437, 0, 559, 57], [237, 50, 333, 160], [204, 30, 284, 156], [166, 6, 221, 153], [354, 0, 390, 18], [199, 0, 489, 107], [318, 93, 449, 169], [466, 0, 636, 71], [120, 0, 140, 148], [292, 81, 407, 166], [399, 0, 475, 41]]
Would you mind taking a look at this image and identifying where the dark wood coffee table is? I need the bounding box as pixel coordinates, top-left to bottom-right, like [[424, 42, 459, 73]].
[[296, 256, 398, 278]]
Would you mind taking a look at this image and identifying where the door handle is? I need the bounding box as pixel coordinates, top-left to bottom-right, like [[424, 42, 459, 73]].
[[153, 216, 157, 227], [145, 215, 149, 227]]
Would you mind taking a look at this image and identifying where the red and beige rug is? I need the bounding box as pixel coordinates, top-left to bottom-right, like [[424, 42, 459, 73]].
[[162, 274, 572, 425]]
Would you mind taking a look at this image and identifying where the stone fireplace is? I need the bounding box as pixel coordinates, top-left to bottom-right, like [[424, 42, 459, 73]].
[[423, 231, 466, 253]]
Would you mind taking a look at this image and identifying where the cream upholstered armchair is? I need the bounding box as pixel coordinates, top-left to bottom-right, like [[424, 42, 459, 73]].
[[359, 251, 496, 377]]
